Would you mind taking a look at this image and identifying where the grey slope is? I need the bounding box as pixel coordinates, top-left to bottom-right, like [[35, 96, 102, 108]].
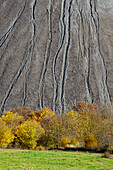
[[0, 0, 113, 114]]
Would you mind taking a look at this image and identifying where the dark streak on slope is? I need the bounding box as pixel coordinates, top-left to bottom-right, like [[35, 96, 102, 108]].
[[61, 0, 73, 112], [80, 10, 86, 58], [0, 1, 37, 114], [0, 3, 26, 49], [87, 25, 94, 102], [38, 0, 53, 109], [53, 0, 66, 111], [33, 0, 37, 20]]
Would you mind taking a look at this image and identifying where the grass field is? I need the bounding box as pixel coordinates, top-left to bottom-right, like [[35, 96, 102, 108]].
[[0, 149, 113, 170]]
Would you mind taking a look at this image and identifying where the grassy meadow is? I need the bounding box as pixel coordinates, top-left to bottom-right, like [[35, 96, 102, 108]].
[[0, 149, 113, 170]]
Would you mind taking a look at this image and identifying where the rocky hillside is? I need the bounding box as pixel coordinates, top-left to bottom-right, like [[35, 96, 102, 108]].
[[0, 0, 113, 113]]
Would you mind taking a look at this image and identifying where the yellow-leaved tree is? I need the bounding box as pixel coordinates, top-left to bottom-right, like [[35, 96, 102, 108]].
[[1, 111, 23, 130], [84, 134, 98, 149], [15, 120, 44, 149], [0, 118, 14, 148], [36, 107, 57, 148]]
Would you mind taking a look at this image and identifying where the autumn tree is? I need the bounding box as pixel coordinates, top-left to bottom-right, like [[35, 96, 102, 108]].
[[15, 120, 44, 149], [0, 117, 14, 148]]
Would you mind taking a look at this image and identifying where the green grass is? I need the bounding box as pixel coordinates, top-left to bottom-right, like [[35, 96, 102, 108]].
[[0, 149, 113, 170]]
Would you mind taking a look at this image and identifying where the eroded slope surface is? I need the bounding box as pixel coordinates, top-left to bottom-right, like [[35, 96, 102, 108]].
[[0, 0, 113, 113]]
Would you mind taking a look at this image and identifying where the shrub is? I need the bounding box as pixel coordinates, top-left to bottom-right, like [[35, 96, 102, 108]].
[[71, 138, 80, 147], [0, 118, 14, 148], [15, 120, 44, 149], [60, 138, 71, 147], [10, 106, 35, 121], [1, 111, 23, 129], [35, 107, 55, 122], [37, 134, 57, 148], [36, 146, 45, 150], [84, 134, 97, 149]]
